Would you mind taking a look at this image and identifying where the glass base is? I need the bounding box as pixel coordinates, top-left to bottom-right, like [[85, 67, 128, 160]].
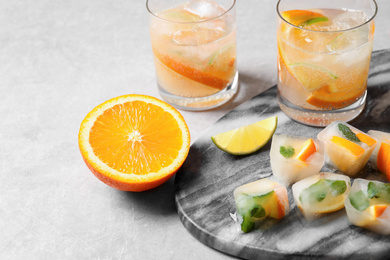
[[158, 72, 239, 111], [277, 90, 366, 127]]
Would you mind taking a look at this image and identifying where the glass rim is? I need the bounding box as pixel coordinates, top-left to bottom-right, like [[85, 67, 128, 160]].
[[146, 0, 236, 24], [276, 0, 378, 33]]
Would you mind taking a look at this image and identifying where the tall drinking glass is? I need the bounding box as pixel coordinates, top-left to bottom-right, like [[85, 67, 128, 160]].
[[277, 0, 377, 126], [147, 0, 238, 111]]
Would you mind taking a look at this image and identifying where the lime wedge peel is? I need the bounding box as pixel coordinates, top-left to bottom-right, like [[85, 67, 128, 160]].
[[301, 16, 329, 27], [211, 116, 278, 155]]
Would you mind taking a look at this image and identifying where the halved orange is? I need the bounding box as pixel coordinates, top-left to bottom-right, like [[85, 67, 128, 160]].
[[78, 94, 191, 192], [296, 138, 317, 162]]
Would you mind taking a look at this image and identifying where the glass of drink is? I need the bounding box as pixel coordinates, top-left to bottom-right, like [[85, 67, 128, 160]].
[[276, 0, 377, 126], [147, 0, 238, 111]]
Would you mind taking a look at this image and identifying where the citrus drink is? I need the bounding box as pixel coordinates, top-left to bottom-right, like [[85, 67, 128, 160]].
[[148, 0, 238, 110], [276, 0, 377, 126]]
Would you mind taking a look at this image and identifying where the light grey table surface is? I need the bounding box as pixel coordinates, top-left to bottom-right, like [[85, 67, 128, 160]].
[[1, 1, 389, 259]]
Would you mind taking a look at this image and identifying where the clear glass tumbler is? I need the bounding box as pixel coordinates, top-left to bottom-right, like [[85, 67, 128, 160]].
[[276, 0, 377, 126], [147, 0, 238, 111]]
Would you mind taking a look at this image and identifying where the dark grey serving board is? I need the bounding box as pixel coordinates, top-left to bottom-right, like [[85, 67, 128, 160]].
[[174, 49, 390, 259]]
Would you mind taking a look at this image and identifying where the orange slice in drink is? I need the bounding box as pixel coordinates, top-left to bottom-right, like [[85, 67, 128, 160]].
[[306, 84, 366, 109], [296, 138, 317, 162], [153, 47, 233, 90], [281, 10, 328, 27], [78, 94, 191, 192]]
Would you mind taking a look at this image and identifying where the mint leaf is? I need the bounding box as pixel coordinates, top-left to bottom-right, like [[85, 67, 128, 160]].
[[299, 179, 347, 204], [367, 182, 380, 199], [280, 145, 295, 158], [328, 180, 347, 196], [367, 182, 390, 203], [338, 123, 360, 142], [250, 206, 265, 218], [241, 215, 255, 233], [350, 191, 370, 211]]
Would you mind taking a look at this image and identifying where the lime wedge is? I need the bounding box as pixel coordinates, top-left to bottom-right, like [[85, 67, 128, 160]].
[[211, 116, 278, 155], [288, 62, 338, 92], [208, 43, 236, 66]]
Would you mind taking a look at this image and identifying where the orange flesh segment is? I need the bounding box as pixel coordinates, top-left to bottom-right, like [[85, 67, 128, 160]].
[[377, 143, 390, 181], [153, 48, 231, 90], [330, 136, 365, 157], [268, 192, 286, 220], [370, 205, 388, 218], [281, 10, 326, 26], [296, 138, 317, 162], [356, 133, 376, 147], [89, 101, 183, 175]]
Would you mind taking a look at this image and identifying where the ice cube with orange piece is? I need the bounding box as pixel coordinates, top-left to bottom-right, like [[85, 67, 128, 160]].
[[367, 130, 390, 181], [317, 121, 377, 176], [345, 179, 390, 235], [292, 172, 351, 220], [270, 134, 325, 186], [234, 178, 289, 233]]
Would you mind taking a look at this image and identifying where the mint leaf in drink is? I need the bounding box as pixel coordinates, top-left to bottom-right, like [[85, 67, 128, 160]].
[[280, 145, 295, 158], [338, 123, 360, 142], [241, 215, 255, 233], [350, 191, 369, 211], [328, 180, 347, 196]]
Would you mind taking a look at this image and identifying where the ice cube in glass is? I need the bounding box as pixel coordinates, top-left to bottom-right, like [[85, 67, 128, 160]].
[[317, 121, 377, 176], [345, 179, 390, 235], [233, 178, 289, 233], [292, 172, 351, 220], [367, 130, 390, 181], [270, 134, 325, 186]]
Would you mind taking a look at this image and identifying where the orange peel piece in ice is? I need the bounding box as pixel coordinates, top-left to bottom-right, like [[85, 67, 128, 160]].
[[356, 133, 377, 147], [296, 138, 317, 162], [377, 142, 390, 181], [369, 205, 388, 218], [330, 136, 365, 157]]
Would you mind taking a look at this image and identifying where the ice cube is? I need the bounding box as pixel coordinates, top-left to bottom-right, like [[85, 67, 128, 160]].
[[292, 172, 351, 220], [184, 0, 224, 19], [345, 179, 390, 235], [270, 134, 325, 186], [173, 27, 224, 45], [332, 10, 368, 30], [367, 130, 390, 181], [234, 178, 289, 233], [317, 121, 377, 176]]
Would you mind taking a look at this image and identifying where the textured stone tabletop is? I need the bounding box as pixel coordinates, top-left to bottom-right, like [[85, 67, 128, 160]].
[[1, 1, 390, 259]]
